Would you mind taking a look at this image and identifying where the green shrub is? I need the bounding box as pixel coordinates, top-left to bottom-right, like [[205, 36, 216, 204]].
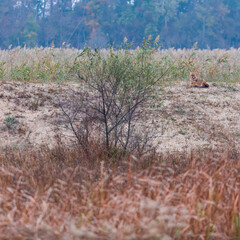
[[59, 40, 169, 151]]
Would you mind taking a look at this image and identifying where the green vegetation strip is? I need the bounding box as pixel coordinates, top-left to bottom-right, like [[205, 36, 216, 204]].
[[0, 44, 239, 84]]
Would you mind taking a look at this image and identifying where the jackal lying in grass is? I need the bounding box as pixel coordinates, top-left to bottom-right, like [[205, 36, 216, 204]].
[[190, 72, 209, 88]]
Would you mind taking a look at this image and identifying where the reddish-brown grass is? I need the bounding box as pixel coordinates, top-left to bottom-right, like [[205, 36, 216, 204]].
[[0, 144, 239, 239]]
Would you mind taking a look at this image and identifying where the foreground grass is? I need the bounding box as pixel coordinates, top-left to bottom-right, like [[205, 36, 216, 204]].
[[0, 47, 240, 84], [0, 143, 239, 239]]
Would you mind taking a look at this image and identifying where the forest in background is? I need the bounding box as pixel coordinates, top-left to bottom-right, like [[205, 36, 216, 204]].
[[0, 0, 240, 49]]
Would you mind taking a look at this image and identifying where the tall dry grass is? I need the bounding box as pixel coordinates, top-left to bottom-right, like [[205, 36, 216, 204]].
[[0, 46, 239, 83], [0, 143, 239, 239]]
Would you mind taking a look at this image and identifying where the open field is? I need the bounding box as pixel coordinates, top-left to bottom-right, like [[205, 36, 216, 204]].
[[0, 80, 239, 153], [0, 47, 239, 239]]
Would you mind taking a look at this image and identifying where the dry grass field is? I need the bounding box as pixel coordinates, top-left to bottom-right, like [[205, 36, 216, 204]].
[[0, 47, 239, 239]]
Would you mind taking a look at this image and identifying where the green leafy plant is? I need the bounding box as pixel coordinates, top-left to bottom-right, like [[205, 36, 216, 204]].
[[5, 115, 17, 129], [11, 63, 32, 81], [5, 115, 16, 124]]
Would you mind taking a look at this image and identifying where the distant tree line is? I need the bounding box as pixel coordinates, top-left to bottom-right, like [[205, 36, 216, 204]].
[[0, 0, 240, 49]]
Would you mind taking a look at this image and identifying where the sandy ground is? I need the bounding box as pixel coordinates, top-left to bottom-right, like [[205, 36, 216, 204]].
[[0, 80, 239, 152], [148, 82, 240, 153], [0, 81, 77, 149]]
